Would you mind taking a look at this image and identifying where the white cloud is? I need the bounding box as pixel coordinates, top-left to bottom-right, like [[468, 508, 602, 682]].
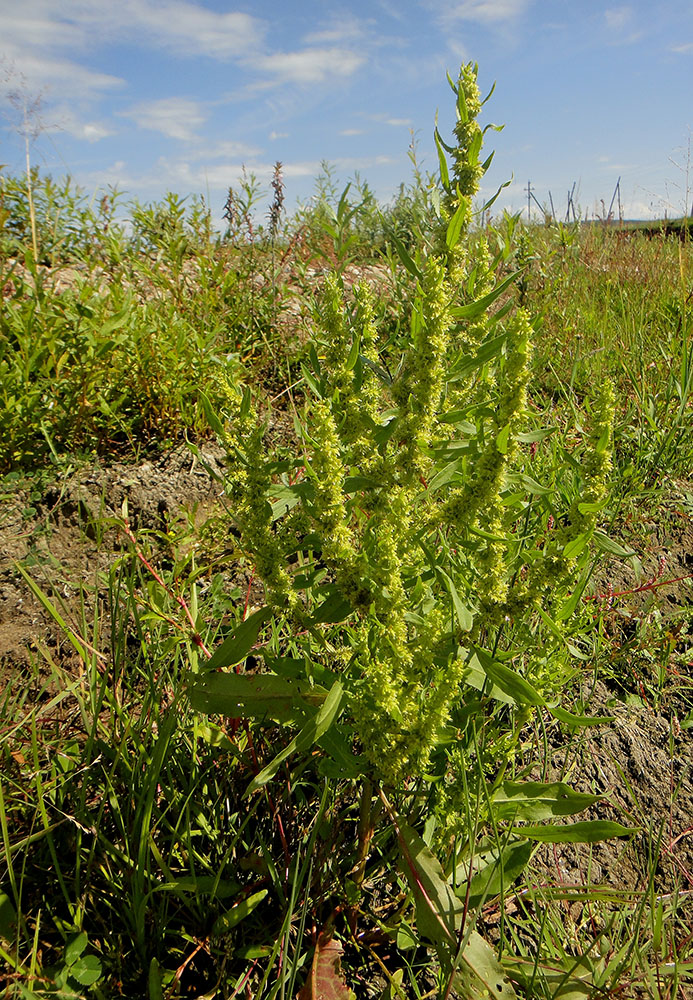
[[3, 0, 266, 61], [120, 98, 207, 141], [269, 130, 288, 141], [303, 15, 371, 45], [438, 0, 530, 25], [256, 48, 365, 85], [0, 0, 266, 110], [671, 42, 693, 53], [120, 1, 265, 59], [340, 128, 364, 136], [604, 6, 632, 31], [187, 139, 262, 160], [1, 49, 123, 100], [52, 105, 115, 142], [603, 6, 642, 44], [386, 118, 412, 126]]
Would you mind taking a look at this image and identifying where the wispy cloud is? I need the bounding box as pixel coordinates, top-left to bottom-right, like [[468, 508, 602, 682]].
[[603, 6, 642, 44], [671, 41, 693, 53], [1, 1, 265, 105], [1, 50, 123, 101], [435, 0, 530, 25], [53, 106, 115, 143], [187, 139, 262, 161], [604, 6, 633, 31], [255, 48, 365, 85], [120, 98, 207, 141], [269, 131, 288, 141], [386, 118, 412, 126], [303, 14, 372, 45], [120, 1, 265, 59]]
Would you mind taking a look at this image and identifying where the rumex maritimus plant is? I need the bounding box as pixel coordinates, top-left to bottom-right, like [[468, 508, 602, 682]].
[[189, 63, 632, 997], [187, 62, 634, 998]]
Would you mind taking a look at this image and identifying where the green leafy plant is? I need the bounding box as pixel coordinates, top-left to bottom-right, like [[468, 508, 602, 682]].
[[189, 63, 634, 996]]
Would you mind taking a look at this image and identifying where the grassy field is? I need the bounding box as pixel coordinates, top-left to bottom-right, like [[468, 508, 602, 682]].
[[1, 66, 693, 1000]]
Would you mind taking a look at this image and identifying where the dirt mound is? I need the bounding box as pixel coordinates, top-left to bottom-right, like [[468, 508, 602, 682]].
[[0, 444, 226, 669]]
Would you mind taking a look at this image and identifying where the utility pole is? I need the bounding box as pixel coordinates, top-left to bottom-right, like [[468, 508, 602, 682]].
[[526, 180, 532, 221], [607, 176, 621, 224]]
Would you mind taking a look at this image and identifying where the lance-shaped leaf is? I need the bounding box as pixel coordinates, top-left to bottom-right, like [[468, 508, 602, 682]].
[[246, 681, 345, 792], [188, 672, 328, 725], [395, 819, 516, 999], [450, 270, 520, 321], [512, 821, 638, 843], [212, 889, 267, 936], [298, 930, 356, 1000], [455, 840, 533, 910], [437, 568, 474, 632], [493, 781, 602, 822], [203, 607, 273, 671]]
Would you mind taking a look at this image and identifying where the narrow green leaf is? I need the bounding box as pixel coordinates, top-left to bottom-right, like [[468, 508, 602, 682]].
[[239, 386, 252, 419], [212, 890, 268, 936], [204, 607, 273, 671], [493, 781, 602, 821], [512, 821, 638, 843], [456, 85, 468, 123], [515, 428, 556, 444], [427, 457, 465, 493], [189, 672, 327, 724], [345, 332, 361, 371], [458, 840, 533, 908], [148, 958, 164, 1000], [564, 532, 591, 560], [462, 654, 515, 705], [547, 704, 615, 727], [301, 363, 323, 398], [199, 390, 226, 437], [14, 564, 89, 663], [475, 648, 544, 706], [496, 423, 511, 455], [450, 271, 520, 321], [434, 128, 451, 191], [100, 305, 131, 337], [390, 231, 423, 281], [468, 131, 483, 165], [438, 569, 473, 632], [446, 199, 467, 250], [592, 530, 635, 557], [481, 80, 496, 105], [506, 472, 554, 495], [448, 331, 508, 383], [246, 681, 345, 792], [308, 588, 354, 625], [481, 178, 512, 214]]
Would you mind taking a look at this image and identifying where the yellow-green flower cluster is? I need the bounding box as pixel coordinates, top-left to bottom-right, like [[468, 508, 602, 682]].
[[394, 257, 453, 478], [306, 399, 357, 571], [451, 63, 484, 200], [227, 424, 297, 610]]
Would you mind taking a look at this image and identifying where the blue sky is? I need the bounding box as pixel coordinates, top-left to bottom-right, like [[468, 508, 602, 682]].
[[1, 1, 692, 225]]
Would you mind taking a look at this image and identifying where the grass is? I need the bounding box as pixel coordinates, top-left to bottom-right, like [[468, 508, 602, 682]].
[[1, 91, 693, 997]]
